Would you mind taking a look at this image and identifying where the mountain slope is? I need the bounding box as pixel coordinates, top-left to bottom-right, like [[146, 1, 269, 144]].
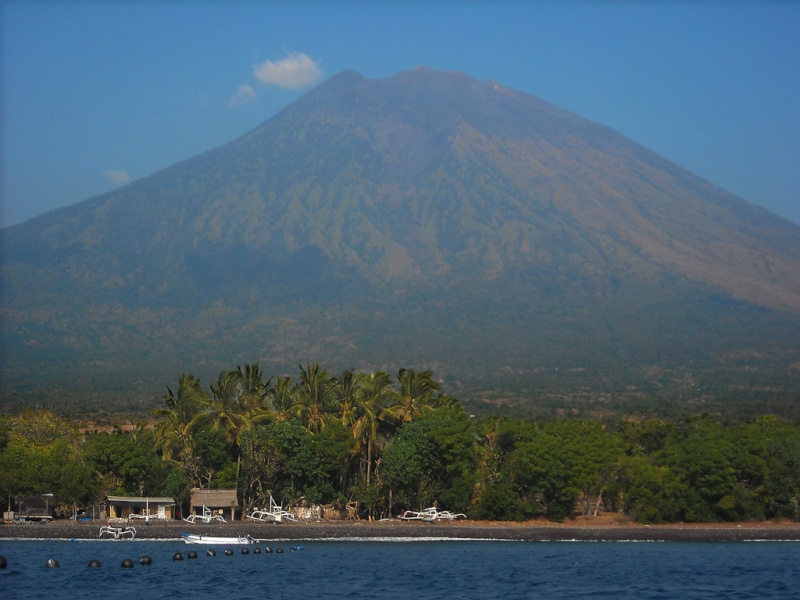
[[2, 67, 799, 418]]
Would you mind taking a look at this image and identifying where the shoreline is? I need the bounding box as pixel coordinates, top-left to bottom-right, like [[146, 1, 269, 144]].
[[2, 517, 799, 542]]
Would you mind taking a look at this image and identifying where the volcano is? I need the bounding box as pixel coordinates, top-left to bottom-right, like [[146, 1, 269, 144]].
[[2, 67, 799, 418]]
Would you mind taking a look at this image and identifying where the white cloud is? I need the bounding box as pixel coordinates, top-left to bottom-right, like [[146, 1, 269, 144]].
[[253, 52, 322, 89], [229, 84, 257, 107], [104, 170, 133, 186]]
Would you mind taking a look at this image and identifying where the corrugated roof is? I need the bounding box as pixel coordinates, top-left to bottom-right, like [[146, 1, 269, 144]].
[[106, 496, 175, 504]]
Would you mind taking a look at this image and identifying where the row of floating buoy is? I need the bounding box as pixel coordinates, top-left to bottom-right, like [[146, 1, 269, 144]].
[[0, 546, 303, 570]]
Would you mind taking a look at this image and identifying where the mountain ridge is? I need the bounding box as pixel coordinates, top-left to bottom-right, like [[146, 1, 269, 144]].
[[7, 68, 797, 308], [2, 67, 799, 417]]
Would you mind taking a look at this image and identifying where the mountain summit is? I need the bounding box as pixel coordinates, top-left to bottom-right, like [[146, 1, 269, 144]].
[[3, 67, 799, 417]]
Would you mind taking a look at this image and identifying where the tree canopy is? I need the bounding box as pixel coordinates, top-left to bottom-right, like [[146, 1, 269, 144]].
[[1, 364, 799, 523]]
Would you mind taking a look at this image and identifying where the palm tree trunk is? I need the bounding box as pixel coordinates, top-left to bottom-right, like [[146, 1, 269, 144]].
[[235, 453, 241, 519], [366, 438, 372, 486]]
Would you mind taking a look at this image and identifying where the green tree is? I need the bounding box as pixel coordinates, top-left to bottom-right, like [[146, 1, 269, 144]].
[[334, 369, 360, 430], [293, 362, 336, 434], [473, 476, 522, 521], [152, 373, 208, 469], [619, 418, 674, 456], [196, 370, 252, 445], [239, 420, 322, 510], [8, 407, 80, 450], [511, 420, 624, 520], [382, 407, 475, 515], [351, 371, 393, 486], [620, 456, 684, 523], [754, 416, 800, 520], [0, 438, 95, 514], [381, 419, 435, 511], [84, 431, 162, 496], [191, 369, 255, 495], [162, 467, 192, 518], [0, 409, 94, 514], [259, 375, 296, 423], [0, 414, 12, 452], [656, 416, 737, 522], [551, 420, 625, 515], [764, 434, 800, 520], [511, 429, 577, 520], [190, 427, 236, 489], [388, 368, 439, 424], [237, 363, 271, 413], [311, 418, 353, 501], [472, 417, 537, 520]]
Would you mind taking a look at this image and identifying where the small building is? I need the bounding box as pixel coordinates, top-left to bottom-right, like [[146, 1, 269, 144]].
[[189, 488, 239, 521], [16, 494, 55, 521], [103, 496, 176, 521]]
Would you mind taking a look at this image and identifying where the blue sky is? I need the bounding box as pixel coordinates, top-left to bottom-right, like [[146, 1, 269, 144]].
[[2, 1, 798, 228]]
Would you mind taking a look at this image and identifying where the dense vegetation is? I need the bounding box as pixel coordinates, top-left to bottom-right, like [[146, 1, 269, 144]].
[[1, 363, 799, 524]]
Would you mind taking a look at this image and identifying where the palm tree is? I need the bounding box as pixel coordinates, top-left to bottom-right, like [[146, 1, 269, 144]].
[[257, 375, 295, 424], [236, 363, 271, 413], [431, 393, 462, 411], [352, 371, 393, 486], [193, 369, 252, 446], [334, 369, 361, 429], [152, 373, 208, 466], [190, 369, 253, 496], [293, 362, 336, 434], [388, 368, 440, 424]]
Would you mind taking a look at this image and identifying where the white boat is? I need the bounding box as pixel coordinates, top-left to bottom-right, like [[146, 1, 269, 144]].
[[180, 532, 256, 545], [423, 507, 467, 520], [183, 504, 226, 524], [398, 510, 436, 522], [245, 495, 298, 524], [398, 507, 467, 522]]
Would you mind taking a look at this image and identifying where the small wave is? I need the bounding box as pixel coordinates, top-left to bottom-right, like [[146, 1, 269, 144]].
[[284, 536, 514, 542]]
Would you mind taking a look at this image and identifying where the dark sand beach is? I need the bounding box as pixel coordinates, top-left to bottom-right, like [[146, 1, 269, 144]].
[[2, 516, 799, 542]]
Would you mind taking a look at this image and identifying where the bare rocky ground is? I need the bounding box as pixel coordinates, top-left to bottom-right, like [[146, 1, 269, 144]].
[[2, 515, 799, 542]]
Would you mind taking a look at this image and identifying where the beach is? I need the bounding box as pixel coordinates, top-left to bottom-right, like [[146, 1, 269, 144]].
[[2, 516, 799, 542]]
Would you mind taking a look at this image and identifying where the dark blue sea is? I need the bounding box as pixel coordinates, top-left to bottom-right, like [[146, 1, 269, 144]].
[[0, 538, 797, 599]]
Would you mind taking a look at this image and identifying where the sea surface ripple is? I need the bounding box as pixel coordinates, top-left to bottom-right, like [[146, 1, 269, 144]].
[[0, 539, 797, 599]]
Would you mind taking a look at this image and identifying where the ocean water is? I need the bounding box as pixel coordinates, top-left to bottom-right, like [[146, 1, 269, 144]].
[[0, 538, 797, 599]]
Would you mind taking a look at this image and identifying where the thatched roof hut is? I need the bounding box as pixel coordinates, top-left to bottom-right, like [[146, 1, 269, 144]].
[[189, 488, 239, 520]]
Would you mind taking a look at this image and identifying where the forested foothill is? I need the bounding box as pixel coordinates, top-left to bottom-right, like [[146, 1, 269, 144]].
[[1, 363, 798, 524]]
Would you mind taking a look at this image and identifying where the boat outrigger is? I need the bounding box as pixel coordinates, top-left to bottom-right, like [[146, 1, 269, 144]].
[[99, 525, 136, 539], [183, 504, 226, 524], [180, 532, 261, 545], [398, 507, 467, 522], [245, 494, 298, 524]]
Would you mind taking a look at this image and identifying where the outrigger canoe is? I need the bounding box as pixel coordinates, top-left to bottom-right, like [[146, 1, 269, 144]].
[[180, 532, 257, 545]]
